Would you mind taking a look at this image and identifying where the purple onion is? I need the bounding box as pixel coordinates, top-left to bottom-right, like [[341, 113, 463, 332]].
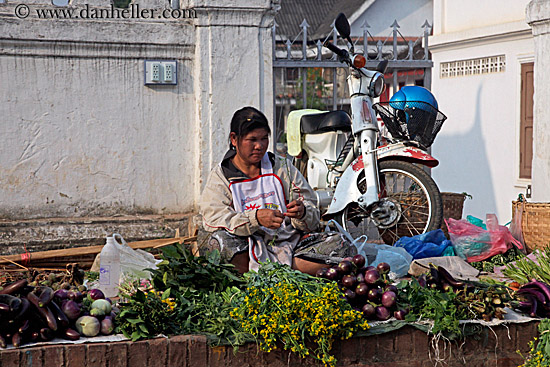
[[376, 262, 390, 274], [343, 289, 356, 301], [87, 289, 105, 301], [338, 260, 353, 275], [367, 288, 381, 302], [362, 303, 376, 318], [341, 274, 357, 289], [352, 254, 366, 269], [364, 269, 380, 285], [381, 291, 397, 308], [394, 309, 409, 320], [375, 306, 390, 321], [355, 283, 369, 296]]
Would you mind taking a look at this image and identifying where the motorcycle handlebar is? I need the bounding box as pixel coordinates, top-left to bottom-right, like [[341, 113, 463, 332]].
[[324, 41, 349, 61]]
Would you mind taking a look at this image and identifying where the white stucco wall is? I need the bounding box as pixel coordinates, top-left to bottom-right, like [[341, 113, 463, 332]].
[[0, 0, 276, 219], [430, 1, 534, 223], [527, 0, 550, 202]]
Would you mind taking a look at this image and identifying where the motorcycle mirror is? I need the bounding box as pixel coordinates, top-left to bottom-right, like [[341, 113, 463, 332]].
[[335, 13, 351, 39], [376, 60, 389, 73]]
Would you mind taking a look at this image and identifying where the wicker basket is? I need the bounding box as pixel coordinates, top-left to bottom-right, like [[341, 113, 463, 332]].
[[512, 201, 550, 251], [441, 192, 467, 235]]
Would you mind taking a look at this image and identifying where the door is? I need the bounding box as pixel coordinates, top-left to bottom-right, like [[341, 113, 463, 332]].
[[519, 62, 534, 179]]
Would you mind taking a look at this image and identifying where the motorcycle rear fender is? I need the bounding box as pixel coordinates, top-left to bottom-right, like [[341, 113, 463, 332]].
[[323, 143, 438, 217], [377, 143, 439, 167]]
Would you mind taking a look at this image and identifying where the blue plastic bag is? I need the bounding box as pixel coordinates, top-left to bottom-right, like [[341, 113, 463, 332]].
[[394, 229, 452, 259]]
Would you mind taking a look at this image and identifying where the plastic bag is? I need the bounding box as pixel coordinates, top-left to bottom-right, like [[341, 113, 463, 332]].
[[446, 214, 524, 263], [91, 234, 161, 280], [510, 201, 526, 250], [409, 256, 480, 280], [325, 220, 412, 278], [394, 229, 452, 260]]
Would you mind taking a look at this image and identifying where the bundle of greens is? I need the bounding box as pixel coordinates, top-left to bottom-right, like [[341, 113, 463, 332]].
[[502, 246, 550, 284], [117, 244, 247, 343]]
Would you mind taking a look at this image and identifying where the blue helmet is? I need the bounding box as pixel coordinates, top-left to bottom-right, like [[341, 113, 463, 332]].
[[389, 86, 438, 111]]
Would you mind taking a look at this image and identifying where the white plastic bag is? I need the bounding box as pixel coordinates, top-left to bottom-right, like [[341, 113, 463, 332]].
[[112, 233, 162, 280]]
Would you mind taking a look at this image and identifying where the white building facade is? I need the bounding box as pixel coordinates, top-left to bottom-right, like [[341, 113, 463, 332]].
[[429, 0, 534, 222]]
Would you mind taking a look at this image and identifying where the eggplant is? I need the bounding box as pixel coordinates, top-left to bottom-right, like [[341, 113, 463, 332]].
[[26, 293, 57, 331], [11, 332, 22, 348], [429, 264, 440, 285], [18, 319, 31, 336], [417, 274, 427, 288], [36, 286, 54, 307], [0, 294, 22, 313], [437, 266, 464, 288], [517, 288, 547, 306], [522, 281, 550, 303], [39, 328, 54, 341], [0, 279, 28, 295], [10, 298, 30, 324], [355, 283, 369, 296], [62, 328, 80, 341], [362, 303, 375, 319], [394, 309, 408, 320], [48, 301, 69, 330], [315, 268, 328, 278]]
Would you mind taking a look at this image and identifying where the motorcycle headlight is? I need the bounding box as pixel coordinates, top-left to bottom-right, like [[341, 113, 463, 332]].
[[369, 73, 385, 97]]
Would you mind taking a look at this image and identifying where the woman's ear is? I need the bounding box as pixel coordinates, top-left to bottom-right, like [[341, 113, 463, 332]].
[[229, 132, 238, 149]]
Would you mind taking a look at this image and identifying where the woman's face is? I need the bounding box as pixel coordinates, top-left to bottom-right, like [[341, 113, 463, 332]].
[[231, 128, 270, 165]]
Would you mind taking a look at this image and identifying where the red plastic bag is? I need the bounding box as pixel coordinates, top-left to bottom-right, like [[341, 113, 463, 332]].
[[446, 214, 524, 263]]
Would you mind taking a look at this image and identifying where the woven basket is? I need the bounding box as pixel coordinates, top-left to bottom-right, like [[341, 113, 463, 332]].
[[379, 192, 465, 243], [441, 192, 467, 236], [512, 201, 550, 251]]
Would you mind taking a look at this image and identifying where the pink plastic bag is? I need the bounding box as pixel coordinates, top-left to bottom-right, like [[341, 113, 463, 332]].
[[446, 214, 524, 263]]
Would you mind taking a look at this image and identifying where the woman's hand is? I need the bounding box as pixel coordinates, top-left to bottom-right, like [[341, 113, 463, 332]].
[[285, 200, 305, 219], [256, 209, 284, 229]]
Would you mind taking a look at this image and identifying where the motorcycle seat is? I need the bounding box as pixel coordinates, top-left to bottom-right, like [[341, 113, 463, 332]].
[[300, 110, 352, 134]]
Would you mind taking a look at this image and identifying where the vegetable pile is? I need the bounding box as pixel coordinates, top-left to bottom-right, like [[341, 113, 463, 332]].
[[0, 279, 117, 348], [315, 256, 406, 321], [511, 280, 550, 318], [397, 264, 513, 337]]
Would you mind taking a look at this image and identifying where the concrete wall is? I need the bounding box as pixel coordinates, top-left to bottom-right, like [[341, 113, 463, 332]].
[[527, 0, 550, 202], [0, 0, 276, 220], [429, 0, 534, 222]]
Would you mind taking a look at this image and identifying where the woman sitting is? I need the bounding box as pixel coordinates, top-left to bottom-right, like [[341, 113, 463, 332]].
[[200, 106, 356, 274]]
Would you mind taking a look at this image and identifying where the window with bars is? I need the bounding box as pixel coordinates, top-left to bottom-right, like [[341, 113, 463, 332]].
[[440, 55, 506, 78]]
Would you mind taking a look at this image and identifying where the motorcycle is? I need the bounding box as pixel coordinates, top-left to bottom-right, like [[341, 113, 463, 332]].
[[286, 13, 447, 243]]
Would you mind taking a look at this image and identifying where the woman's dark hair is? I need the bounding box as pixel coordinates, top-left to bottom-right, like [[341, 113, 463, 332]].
[[229, 106, 271, 149]]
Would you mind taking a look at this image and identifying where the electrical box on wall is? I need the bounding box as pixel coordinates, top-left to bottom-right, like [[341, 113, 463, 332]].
[[144, 60, 177, 85]]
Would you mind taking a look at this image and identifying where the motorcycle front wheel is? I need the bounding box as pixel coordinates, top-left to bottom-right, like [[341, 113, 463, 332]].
[[335, 160, 443, 244]]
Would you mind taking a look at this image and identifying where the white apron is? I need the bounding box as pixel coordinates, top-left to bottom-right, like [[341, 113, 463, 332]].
[[229, 153, 299, 270]]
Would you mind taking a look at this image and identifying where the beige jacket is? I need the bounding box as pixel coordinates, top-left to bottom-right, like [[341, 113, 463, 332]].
[[200, 153, 320, 236]]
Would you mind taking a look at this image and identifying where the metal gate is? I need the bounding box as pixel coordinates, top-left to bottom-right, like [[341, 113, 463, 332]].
[[272, 18, 433, 145]]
